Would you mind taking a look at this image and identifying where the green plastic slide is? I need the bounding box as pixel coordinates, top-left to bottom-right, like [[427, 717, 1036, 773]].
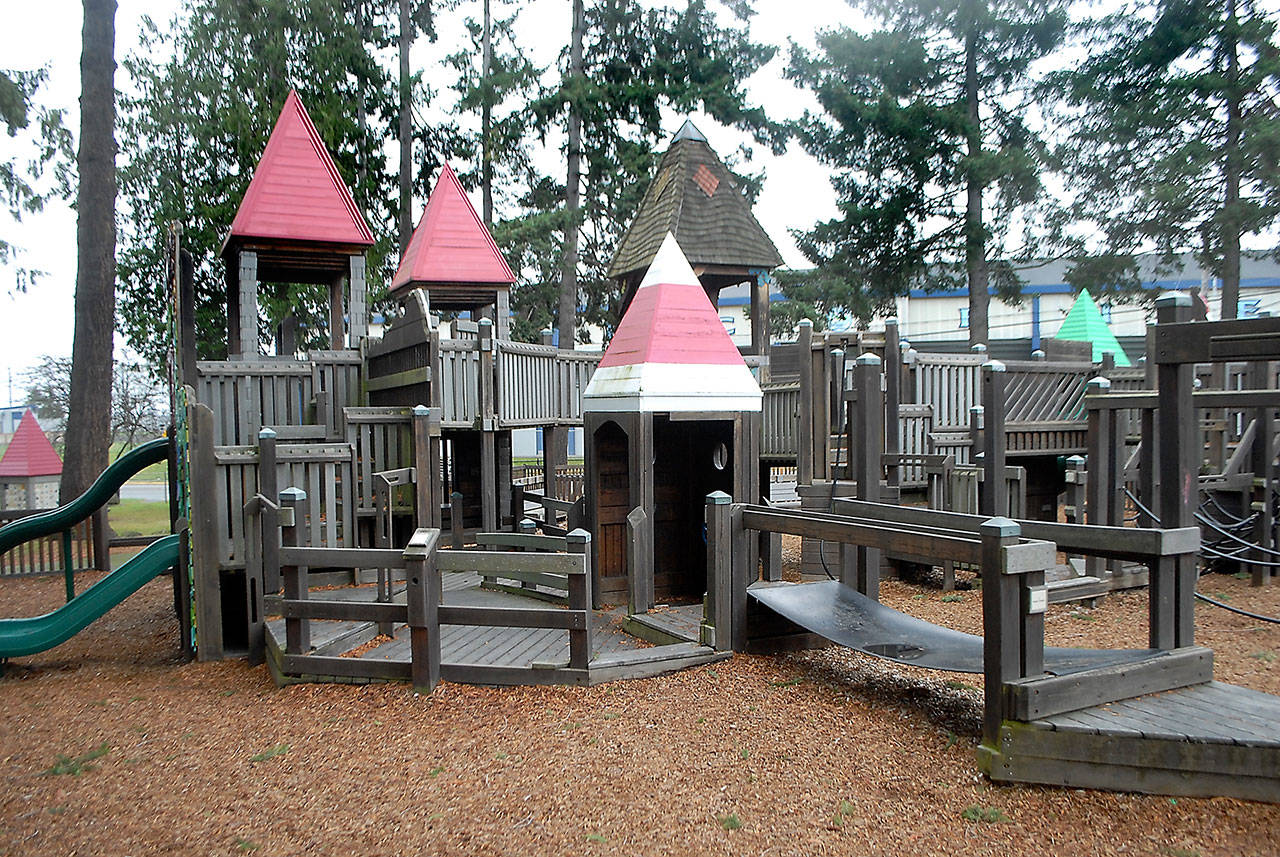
[[0, 534, 180, 659], [0, 437, 178, 660], [0, 437, 169, 556]]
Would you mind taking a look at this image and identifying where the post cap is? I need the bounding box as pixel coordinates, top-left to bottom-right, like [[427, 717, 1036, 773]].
[[706, 491, 732, 505], [566, 528, 591, 545], [885, 317, 898, 327], [799, 318, 813, 329], [1032, 349, 1045, 360], [1086, 376, 1112, 391], [830, 348, 845, 361], [1066, 454, 1086, 466], [856, 352, 881, 366], [980, 516, 1020, 539], [1155, 291, 1193, 308], [280, 486, 307, 502], [982, 359, 1006, 373], [970, 343, 988, 353], [258, 427, 277, 440], [541, 328, 553, 337], [412, 404, 429, 415]]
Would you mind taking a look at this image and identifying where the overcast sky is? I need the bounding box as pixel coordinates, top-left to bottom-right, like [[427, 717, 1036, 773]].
[[0, 0, 852, 402]]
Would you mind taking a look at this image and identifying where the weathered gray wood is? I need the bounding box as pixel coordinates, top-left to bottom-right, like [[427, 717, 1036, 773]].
[[273, 599, 407, 623], [237, 250, 258, 357], [280, 488, 310, 655], [744, 505, 986, 565], [279, 546, 406, 569], [854, 353, 882, 598], [982, 517, 1022, 746], [980, 362, 1008, 517], [475, 532, 569, 552], [190, 401, 223, 661], [437, 550, 584, 575], [626, 506, 652, 614], [405, 527, 441, 693], [281, 652, 411, 681], [1006, 647, 1214, 720], [704, 493, 732, 651], [566, 529, 593, 669], [797, 321, 814, 484]]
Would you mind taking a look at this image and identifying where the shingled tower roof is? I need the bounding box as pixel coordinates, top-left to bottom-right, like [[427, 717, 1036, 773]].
[[607, 120, 783, 281], [585, 233, 762, 413], [0, 410, 62, 478], [226, 89, 373, 251], [390, 163, 515, 297]]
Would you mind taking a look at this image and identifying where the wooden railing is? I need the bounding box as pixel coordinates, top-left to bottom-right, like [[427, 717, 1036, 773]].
[[260, 489, 594, 690], [0, 510, 97, 577]]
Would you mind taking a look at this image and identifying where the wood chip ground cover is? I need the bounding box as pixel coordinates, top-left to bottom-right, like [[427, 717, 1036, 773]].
[[1, 555, 1278, 856]]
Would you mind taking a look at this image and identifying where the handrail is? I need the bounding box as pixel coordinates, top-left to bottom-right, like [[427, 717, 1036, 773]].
[[0, 437, 169, 556]]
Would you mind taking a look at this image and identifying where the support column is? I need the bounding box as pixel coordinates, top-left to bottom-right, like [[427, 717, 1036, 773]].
[[237, 250, 259, 358], [796, 320, 814, 486], [980, 360, 1008, 518], [853, 352, 882, 598], [348, 254, 368, 345], [478, 319, 498, 532], [1155, 292, 1197, 647], [329, 270, 347, 350], [884, 318, 901, 487]]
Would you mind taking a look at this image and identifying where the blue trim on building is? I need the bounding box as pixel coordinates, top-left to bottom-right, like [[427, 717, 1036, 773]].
[[1031, 295, 1041, 351], [717, 291, 787, 307], [905, 276, 1280, 299]]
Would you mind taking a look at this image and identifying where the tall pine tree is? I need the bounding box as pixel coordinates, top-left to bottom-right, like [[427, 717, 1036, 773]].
[[786, 0, 1067, 343], [1050, 0, 1280, 317]]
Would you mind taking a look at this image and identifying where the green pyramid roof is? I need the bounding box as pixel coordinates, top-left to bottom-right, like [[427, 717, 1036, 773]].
[[1054, 288, 1132, 366]]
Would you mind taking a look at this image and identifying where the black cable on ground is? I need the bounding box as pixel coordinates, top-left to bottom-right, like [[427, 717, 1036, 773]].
[[1194, 591, 1280, 624]]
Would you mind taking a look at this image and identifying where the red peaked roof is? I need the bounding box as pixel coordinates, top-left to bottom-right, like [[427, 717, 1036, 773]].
[[228, 90, 373, 248], [584, 234, 760, 413], [0, 410, 62, 478], [390, 163, 515, 294]]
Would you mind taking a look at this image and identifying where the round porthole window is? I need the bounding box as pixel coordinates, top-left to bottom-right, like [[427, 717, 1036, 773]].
[[712, 442, 729, 471]]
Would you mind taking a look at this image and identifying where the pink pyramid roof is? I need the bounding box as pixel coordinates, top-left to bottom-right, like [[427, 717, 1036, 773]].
[[0, 410, 62, 478], [228, 90, 373, 248], [583, 234, 761, 413], [390, 163, 515, 294]]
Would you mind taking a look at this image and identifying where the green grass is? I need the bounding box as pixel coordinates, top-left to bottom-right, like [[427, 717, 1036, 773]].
[[46, 743, 110, 776], [718, 813, 742, 831], [108, 499, 170, 537], [248, 744, 289, 763], [961, 805, 1009, 823], [111, 441, 169, 482]]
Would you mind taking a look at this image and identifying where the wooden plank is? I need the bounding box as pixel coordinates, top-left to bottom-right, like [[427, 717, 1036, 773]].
[[439, 663, 589, 686], [474, 533, 568, 552], [742, 505, 985, 565], [279, 546, 406, 569], [272, 598, 407, 624], [437, 549, 584, 576], [280, 652, 412, 681], [437, 605, 587, 631], [1006, 647, 1213, 721]]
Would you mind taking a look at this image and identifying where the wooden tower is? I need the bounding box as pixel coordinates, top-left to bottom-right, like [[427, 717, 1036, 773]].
[[585, 234, 762, 613], [389, 163, 516, 339], [608, 120, 782, 358], [221, 90, 374, 357]]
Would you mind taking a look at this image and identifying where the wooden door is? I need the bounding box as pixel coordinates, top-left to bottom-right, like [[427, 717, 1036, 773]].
[[593, 423, 630, 602]]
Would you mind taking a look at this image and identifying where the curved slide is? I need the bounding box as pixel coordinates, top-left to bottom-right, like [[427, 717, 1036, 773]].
[[0, 437, 169, 555], [0, 534, 180, 659], [0, 437, 178, 661]]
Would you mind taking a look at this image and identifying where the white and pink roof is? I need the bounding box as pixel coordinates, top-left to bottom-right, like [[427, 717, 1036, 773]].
[[583, 234, 761, 413]]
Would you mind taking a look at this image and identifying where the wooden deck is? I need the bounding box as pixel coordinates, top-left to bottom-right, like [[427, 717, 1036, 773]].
[[982, 681, 1280, 802], [264, 574, 727, 687]]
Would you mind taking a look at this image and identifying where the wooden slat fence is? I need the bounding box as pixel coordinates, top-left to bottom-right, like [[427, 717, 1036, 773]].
[[0, 511, 95, 577], [438, 341, 481, 427], [912, 353, 984, 429], [1002, 360, 1093, 422], [196, 359, 315, 446], [495, 341, 598, 427], [761, 382, 800, 460], [344, 407, 415, 523]]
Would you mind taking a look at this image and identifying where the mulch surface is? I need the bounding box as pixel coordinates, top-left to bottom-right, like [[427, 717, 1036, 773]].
[[1, 551, 1278, 857]]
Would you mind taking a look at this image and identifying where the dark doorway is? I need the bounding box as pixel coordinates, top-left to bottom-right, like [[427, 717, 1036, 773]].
[[592, 421, 630, 603], [652, 416, 734, 600]]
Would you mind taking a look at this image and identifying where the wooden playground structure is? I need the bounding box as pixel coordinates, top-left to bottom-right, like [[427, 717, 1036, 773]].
[[7, 94, 1277, 806]]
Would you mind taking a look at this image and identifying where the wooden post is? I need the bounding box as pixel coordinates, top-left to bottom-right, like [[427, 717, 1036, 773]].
[[626, 506, 652, 614], [280, 487, 309, 655], [1155, 292, 1197, 647], [405, 527, 441, 694], [178, 248, 197, 386], [329, 271, 346, 350], [237, 250, 259, 358], [797, 320, 814, 486], [884, 318, 901, 487], [413, 405, 443, 530], [190, 401, 222, 661], [704, 492, 733, 651], [969, 405, 984, 468], [348, 254, 367, 345], [1063, 455, 1086, 525], [981, 516, 1022, 747], [1248, 361, 1273, 587], [450, 490, 465, 549], [478, 319, 498, 532], [567, 528, 593, 670], [854, 352, 882, 598], [258, 428, 280, 593], [729, 502, 750, 652], [1139, 407, 1158, 527], [1084, 376, 1111, 581], [750, 270, 770, 360], [511, 484, 525, 532], [980, 360, 1007, 517]]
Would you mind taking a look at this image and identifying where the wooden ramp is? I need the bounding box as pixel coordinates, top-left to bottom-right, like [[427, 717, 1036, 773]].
[[981, 682, 1280, 802], [264, 577, 726, 688]]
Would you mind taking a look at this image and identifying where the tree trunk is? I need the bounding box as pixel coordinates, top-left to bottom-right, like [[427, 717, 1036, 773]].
[[1220, 0, 1241, 320], [398, 0, 413, 253], [62, 0, 117, 508], [963, 17, 990, 347], [481, 0, 493, 225], [557, 0, 585, 348]]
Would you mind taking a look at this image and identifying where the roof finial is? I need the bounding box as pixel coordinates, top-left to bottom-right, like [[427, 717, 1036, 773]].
[[672, 119, 707, 143]]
